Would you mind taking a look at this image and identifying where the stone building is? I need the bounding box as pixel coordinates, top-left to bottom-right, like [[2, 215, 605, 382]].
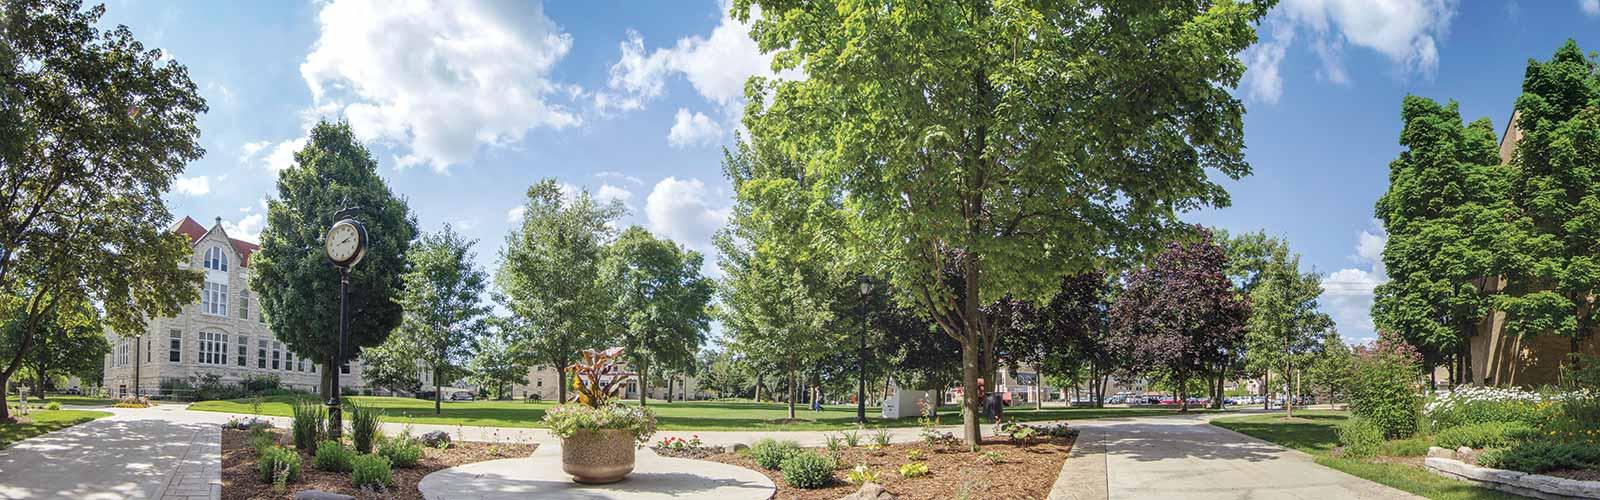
[[101, 217, 365, 397], [1469, 111, 1600, 386]]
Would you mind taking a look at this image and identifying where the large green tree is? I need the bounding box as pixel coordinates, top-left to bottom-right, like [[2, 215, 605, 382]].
[[735, 0, 1268, 444], [0, 0, 205, 419], [716, 139, 845, 418], [1244, 242, 1332, 417], [602, 226, 714, 407], [496, 179, 622, 404], [1372, 96, 1507, 386], [1494, 40, 1600, 374], [252, 121, 418, 400], [392, 225, 489, 415]]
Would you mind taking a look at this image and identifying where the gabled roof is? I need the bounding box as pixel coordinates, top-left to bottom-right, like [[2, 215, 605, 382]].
[[173, 216, 259, 267]]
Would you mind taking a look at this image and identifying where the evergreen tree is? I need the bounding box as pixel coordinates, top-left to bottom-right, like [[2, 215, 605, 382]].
[[252, 121, 418, 399]]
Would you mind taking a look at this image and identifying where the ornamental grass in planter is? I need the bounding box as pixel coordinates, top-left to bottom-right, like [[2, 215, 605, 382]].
[[541, 347, 657, 484]]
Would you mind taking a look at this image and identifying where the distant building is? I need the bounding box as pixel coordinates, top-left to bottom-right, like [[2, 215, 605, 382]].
[[508, 363, 709, 402], [101, 217, 366, 397]]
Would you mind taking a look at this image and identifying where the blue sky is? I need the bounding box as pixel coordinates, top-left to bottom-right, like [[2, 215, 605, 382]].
[[104, 0, 1600, 344]]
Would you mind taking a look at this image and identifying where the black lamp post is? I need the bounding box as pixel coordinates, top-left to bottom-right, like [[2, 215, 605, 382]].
[[857, 277, 871, 424]]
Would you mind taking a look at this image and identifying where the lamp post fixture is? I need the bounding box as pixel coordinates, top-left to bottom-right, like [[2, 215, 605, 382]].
[[857, 277, 872, 424], [323, 210, 367, 440]]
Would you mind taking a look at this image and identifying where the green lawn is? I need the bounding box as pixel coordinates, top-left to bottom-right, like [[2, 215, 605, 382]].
[[1211, 411, 1524, 500], [190, 395, 1214, 431], [0, 409, 112, 448], [5, 395, 116, 407]]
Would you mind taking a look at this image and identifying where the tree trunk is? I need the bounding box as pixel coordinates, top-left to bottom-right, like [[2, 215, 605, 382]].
[[785, 358, 797, 420], [960, 341, 982, 448], [638, 357, 649, 407], [1035, 365, 1043, 410], [434, 366, 442, 415], [1177, 372, 1189, 412], [666, 377, 674, 403], [1261, 371, 1270, 410], [557, 365, 567, 404], [1285, 360, 1294, 418]]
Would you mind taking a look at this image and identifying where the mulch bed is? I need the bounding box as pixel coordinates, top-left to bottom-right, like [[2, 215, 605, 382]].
[[220, 429, 536, 500], [704, 435, 1075, 500]]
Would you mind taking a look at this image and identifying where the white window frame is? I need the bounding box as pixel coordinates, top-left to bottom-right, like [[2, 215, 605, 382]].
[[169, 330, 182, 363], [115, 342, 129, 367], [202, 282, 229, 316], [239, 290, 250, 319], [204, 246, 228, 271], [237, 335, 249, 367], [198, 331, 228, 365]]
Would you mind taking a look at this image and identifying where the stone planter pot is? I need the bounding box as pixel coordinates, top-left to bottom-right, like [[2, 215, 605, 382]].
[[561, 429, 636, 484]]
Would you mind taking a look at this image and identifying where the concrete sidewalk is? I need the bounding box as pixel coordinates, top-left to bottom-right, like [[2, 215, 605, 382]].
[[1068, 414, 1421, 500], [0, 405, 220, 500]]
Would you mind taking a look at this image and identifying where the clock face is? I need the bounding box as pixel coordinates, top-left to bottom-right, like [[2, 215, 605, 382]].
[[325, 222, 362, 264]]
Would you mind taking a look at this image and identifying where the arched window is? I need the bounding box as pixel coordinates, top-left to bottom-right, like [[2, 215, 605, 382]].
[[204, 246, 228, 271]]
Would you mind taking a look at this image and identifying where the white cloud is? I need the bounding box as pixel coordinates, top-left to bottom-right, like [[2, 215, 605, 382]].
[[595, 171, 644, 185], [1584, 0, 1599, 16], [506, 205, 527, 223], [1321, 223, 1388, 342], [300, 0, 580, 172], [667, 108, 725, 148], [1244, 0, 1456, 103], [223, 213, 264, 244], [596, 184, 633, 206], [173, 176, 211, 196], [598, 5, 798, 113], [645, 177, 729, 253], [263, 137, 307, 172], [239, 140, 271, 164]]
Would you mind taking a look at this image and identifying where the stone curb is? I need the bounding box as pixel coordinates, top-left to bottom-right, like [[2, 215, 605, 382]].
[[1424, 447, 1600, 500], [1046, 428, 1107, 500]]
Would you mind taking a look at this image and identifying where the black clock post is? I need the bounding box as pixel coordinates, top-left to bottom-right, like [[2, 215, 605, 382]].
[[325, 210, 367, 441]]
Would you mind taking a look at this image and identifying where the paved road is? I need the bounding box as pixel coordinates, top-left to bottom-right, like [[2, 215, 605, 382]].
[[1070, 414, 1422, 500], [0, 405, 219, 500]]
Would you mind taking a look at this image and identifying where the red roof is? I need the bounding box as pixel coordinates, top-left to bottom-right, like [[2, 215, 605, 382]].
[[174, 216, 258, 267]]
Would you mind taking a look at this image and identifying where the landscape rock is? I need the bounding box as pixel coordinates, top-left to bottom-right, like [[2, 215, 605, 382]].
[[420, 430, 452, 448], [731, 443, 749, 452], [1426, 446, 1454, 459], [838, 482, 895, 500], [294, 490, 354, 500]]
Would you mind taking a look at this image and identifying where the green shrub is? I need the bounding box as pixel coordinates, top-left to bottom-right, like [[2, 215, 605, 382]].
[[1479, 440, 1600, 473], [779, 451, 833, 489], [290, 399, 327, 451], [349, 404, 382, 453], [378, 436, 424, 468], [1377, 435, 1434, 457], [250, 433, 276, 453], [350, 454, 394, 489], [1434, 421, 1535, 450], [750, 438, 802, 470], [1337, 417, 1384, 459], [256, 446, 302, 483], [313, 440, 355, 472], [1348, 350, 1422, 439], [1424, 386, 1556, 431], [44, 401, 60, 410]]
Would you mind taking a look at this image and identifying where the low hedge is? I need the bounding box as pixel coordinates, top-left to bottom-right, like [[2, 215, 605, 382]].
[[1433, 421, 1534, 450], [1479, 440, 1600, 474]]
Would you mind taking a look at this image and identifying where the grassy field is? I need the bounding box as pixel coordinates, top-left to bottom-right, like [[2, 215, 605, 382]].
[[1211, 411, 1523, 500], [0, 409, 112, 448], [189, 395, 1215, 431], [5, 395, 116, 407]]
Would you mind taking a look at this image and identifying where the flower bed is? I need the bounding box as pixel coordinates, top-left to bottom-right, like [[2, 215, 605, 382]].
[[220, 428, 535, 500], [704, 434, 1076, 500]]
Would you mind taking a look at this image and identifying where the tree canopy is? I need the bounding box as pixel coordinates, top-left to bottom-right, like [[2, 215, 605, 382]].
[[252, 120, 418, 399], [1373, 95, 1507, 384], [602, 226, 714, 406], [1494, 40, 1600, 369], [0, 0, 205, 419], [393, 225, 489, 414], [496, 179, 622, 404], [1111, 229, 1249, 412], [734, 0, 1269, 445]]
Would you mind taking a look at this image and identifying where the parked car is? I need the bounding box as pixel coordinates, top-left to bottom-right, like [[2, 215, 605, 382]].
[[65, 386, 81, 395], [449, 391, 474, 401]]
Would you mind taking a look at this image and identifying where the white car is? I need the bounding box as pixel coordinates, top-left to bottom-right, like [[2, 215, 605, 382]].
[[449, 391, 475, 401]]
